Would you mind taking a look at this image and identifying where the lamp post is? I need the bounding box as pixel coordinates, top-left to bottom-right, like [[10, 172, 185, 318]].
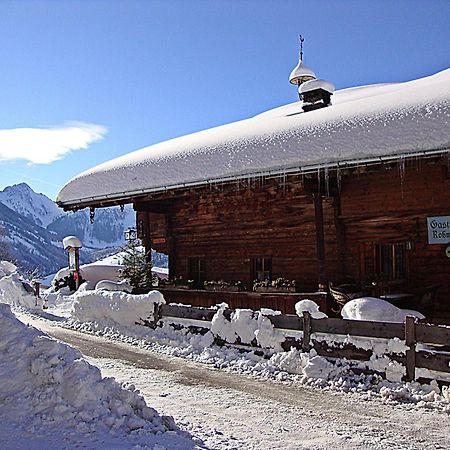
[[62, 236, 82, 290]]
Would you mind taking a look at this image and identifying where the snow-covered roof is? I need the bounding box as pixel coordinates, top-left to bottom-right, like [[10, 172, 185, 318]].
[[300, 79, 335, 94], [57, 69, 450, 209]]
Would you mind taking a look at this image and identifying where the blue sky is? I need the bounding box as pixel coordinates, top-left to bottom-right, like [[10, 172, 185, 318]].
[[0, 0, 449, 200]]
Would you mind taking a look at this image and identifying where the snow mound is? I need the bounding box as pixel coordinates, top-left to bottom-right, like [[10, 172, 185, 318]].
[[72, 289, 165, 326], [211, 304, 285, 351], [295, 299, 328, 319], [0, 303, 181, 443], [342, 297, 425, 322], [0, 260, 17, 278], [0, 272, 38, 309]]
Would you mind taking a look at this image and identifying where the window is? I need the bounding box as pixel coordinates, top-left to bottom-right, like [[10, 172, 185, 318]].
[[376, 243, 407, 281], [188, 257, 206, 288], [254, 257, 272, 281]]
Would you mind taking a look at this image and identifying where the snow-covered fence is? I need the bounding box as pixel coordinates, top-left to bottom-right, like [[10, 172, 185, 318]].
[[155, 304, 450, 382]]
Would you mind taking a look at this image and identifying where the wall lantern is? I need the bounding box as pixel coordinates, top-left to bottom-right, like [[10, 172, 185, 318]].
[[62, 235, 82, 289], [124, 227, 137, 242]]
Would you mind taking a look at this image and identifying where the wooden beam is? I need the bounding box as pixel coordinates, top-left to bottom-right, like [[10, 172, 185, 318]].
[[313, 193, 326, 286]]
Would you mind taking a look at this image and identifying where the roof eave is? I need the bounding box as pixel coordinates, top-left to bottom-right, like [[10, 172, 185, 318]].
[[57, 147, 450, 211]]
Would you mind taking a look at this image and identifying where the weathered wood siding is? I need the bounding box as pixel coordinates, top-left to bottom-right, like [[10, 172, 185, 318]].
[[136, 158, 449, 319], [138, 177, 339, 291], [339, 161, 449, 317]]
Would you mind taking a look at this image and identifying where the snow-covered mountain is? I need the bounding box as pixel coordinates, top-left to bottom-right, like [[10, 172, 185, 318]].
[[48, 206, 135, 248], [0, 183, 136, 275], [0, 183, 64, 228]]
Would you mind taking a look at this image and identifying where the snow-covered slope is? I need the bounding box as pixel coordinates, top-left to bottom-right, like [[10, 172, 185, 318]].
[[48, 204, 135, 247], [57, 69, 450, 208], [0, 183, 63, 227]]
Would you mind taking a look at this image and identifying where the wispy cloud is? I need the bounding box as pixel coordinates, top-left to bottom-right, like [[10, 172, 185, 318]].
[[0, 122, 107, 164]]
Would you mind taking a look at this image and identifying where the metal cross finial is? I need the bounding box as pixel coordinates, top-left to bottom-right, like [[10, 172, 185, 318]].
[[299, 35, 304, 61]]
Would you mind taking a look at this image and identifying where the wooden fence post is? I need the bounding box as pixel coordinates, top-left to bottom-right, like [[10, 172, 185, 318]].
[[302, 311, 312, 352], [151, 303, 162, 329], [405, 316, 416, 382]]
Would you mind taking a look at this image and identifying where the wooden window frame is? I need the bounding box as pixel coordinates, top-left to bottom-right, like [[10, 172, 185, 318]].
[[375, 242, 408, 282], [187, 257, 206, 289], [253, 256, 272, 281]]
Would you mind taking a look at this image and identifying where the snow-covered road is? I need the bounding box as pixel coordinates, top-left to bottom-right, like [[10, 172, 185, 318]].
[[22, 316, 449, 450]]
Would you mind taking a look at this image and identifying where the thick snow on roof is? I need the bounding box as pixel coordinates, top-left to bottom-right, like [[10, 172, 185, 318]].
[[300, 79, 335, 94], [58, 69, 450, 207]]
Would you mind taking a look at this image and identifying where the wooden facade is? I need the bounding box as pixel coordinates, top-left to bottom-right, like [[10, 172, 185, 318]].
[[134, 156, 450, 320]]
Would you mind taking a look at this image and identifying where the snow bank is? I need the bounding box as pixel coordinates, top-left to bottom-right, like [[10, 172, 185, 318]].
[[0, 303, 188, 446], [210, 304, 285, 351], [341, 297, 425, 322], [64, 313, 450, 412], [0, 272, 39, 309], [295, 299, 328, 319], [72, 289, 165, 326]]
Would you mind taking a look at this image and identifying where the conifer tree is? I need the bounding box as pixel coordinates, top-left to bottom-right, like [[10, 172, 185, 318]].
[[119, 239, 153, 290]]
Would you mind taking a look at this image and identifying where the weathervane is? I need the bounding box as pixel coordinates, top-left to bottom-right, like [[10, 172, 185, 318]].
[[299, 35, 304, 61]]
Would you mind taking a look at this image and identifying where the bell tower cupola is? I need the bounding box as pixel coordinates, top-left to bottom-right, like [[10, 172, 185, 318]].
[[289, 35, 317, 86]]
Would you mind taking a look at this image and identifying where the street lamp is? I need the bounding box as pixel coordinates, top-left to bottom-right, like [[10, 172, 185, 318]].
[[63, 235, 82, 290]]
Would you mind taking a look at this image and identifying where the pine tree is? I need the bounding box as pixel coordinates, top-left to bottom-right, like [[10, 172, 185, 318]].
[[119, 240, 153, 290]]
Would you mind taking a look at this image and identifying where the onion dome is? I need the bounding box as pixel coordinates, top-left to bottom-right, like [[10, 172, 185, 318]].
[[289, 59, 317, 85]]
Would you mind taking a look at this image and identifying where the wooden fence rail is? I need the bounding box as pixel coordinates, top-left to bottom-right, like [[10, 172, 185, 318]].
[[157, 303, 450, 381]]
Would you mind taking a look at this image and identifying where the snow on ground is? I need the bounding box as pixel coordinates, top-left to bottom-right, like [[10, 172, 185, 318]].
[[16, 316, 450, 450], [16, 287, 448, 411], [2, 263, 449, 448], [0, 303, 201, 449]]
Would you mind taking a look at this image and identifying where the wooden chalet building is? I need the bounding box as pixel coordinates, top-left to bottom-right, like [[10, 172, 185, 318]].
[[57, 65, 450, 321]]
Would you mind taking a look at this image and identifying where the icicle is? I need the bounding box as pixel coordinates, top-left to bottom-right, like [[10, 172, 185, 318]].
[[317, 167, 321, 194], [398, 156, 406, 200], [324, 166, 330, 197], [336, 167, 342, 193]]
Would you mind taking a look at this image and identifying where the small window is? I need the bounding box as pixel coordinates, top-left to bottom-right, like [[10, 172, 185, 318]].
[[376, 243, 407, 281], [188, 257, 206, 288], [254, 257, 272, 281]]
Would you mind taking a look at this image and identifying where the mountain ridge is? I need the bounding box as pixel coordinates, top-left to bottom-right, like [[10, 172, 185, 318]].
[[0, 183, 136, 275]]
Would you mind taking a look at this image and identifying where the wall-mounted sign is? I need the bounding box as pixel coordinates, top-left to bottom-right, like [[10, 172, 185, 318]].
[[446, 246, 450, 258], [427, 216, 450, 244], [153, 237, 166, 245]]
